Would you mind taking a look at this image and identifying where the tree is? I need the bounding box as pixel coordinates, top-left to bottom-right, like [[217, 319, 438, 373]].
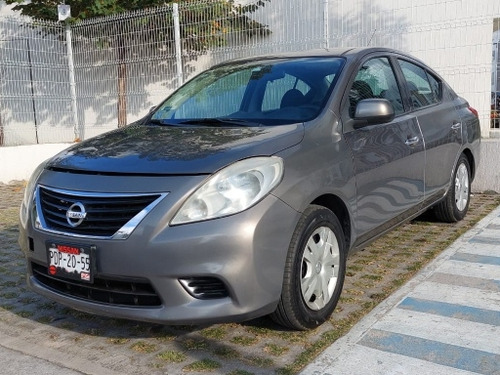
[[5, 0, 271, 127]]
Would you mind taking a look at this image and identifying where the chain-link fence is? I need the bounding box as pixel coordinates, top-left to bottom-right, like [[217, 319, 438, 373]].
[[0, 17, 68, 145], [1, 0, 499, 146]]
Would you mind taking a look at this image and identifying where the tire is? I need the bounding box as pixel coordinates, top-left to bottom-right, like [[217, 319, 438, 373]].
[[271, 205, 346, 330], [434, 154, 471, 223]]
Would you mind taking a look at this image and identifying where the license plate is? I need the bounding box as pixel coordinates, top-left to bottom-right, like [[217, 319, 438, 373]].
[[47, 242, 94, 283]]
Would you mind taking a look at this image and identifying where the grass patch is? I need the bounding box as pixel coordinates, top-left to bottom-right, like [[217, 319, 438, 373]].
[[231, 335, 258, 346], [36, 316, 54, 324], [19, 297, 38, 304], [245, 325, 274, 336], [16, 310, 34, 318], [344, 288, 364, 296], [406, 262, 423, 271], [274, 330, 307, 344], [181, 338, 208, 351], [130, 341, 157, 353], [1, 281, 19, 288], [213, 346, 240, 359], [264, 343, 289, 356], [0, 292, 17, 299], [157, 350, 187, 363], [243, 355, 274, 368], [108, 337, 130, 345], [83, 328, 103, 336], [58, 322, 77, 330], [38, 302, 58, 310], [369, 293, 386, 301], [183, 358, 221, 372], [361, 274, 383, 281], [200, 326, 227, 340], [348, 264, 363, 272], [227, 370, 255, 375]]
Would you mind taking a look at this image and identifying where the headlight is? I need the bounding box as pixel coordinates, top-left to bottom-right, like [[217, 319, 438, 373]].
[[171, 156, 284, 225], [19, 160, 47, 228]]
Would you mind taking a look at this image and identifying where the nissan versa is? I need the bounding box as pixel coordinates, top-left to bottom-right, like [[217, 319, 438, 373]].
[[19, 48, 480, 330]]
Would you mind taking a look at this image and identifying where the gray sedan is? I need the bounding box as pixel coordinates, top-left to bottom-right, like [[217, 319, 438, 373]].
[[19, 47, 480, 330]]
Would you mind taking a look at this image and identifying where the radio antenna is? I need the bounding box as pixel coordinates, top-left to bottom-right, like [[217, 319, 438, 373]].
[[367, 28, 377, 46]]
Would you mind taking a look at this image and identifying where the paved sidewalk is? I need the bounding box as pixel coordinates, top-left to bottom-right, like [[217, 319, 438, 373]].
[[301, 205, 500, 375], [0, 346, 83, 375]]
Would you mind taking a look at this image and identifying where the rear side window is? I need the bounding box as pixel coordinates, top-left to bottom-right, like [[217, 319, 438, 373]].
[[398, 60, 442, 108]]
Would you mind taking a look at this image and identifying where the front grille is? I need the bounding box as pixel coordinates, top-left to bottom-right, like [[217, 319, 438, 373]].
[[31, 262, 162, 307], [36, 186, 164, 238], [179, 277, 229, 299]]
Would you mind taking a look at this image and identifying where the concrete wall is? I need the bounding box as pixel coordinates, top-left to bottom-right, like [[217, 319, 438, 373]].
[[0, 143, 69, 184], [1, 141, 499, 194], [473, 139, 500, 193]]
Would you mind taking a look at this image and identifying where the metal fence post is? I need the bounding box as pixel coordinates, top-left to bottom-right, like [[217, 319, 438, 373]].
[[25, 38, 39, 144], [323, 0, 329, 49], [172, 3, 184, 86], [173, 3, 184, 87], [65, 23, 80, 141]]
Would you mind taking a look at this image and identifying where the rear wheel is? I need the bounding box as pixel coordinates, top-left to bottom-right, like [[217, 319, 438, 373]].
[[271, 205, 346, 330], [434, 154, 471, 222]]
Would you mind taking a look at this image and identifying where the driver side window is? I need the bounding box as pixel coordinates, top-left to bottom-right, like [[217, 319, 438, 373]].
[[349, 57, 404, 117]]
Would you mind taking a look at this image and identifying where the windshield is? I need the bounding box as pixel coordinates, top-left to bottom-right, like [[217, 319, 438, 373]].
[[151, 57, 345, 126]]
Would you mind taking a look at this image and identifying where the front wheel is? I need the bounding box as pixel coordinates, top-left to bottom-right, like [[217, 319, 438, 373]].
[[434, 154, 471, 222], [271, 205, 346, 330]]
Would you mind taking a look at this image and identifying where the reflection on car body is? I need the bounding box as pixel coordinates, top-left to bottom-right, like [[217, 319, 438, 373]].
[[19, 47, 480, 330]]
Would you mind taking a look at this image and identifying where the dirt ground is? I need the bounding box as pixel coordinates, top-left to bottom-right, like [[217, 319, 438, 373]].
[[1, 181, 499, 375]]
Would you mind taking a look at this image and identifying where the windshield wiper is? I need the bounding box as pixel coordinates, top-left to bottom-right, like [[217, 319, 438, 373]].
[[178, 118, 262, 127], [148, 119, 178, 126]]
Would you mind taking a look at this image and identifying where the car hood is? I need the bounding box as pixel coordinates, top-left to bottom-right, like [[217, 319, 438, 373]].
[[47, 124, 304, 175]]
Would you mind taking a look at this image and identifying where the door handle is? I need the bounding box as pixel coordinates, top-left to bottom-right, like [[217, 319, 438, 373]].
[[405, 136, 419, 147], [451, 122, 461, 131]]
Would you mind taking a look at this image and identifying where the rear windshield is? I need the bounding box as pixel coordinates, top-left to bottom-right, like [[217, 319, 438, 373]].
[[151, 57, 345, 126]]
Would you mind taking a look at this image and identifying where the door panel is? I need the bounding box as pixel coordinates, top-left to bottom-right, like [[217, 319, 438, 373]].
[[345, 117, 425, 243], [342, 56, 425, 245], [397, 59, 462, 203], [415, 102, 462, 202]]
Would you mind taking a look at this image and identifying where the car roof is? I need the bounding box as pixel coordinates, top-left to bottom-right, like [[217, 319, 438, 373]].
[[214, 47, 410, 66], [211, 47, 433, 80]]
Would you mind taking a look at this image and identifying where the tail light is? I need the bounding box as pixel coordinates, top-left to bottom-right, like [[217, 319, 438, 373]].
[[468, 106, 479, 117]]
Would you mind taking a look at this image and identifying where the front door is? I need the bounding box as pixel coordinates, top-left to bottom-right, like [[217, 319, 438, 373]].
[[343, 56, 425, 246]]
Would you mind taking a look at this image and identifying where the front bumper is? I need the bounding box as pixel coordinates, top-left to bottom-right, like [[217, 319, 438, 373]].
[[19, 173, 301, 325]]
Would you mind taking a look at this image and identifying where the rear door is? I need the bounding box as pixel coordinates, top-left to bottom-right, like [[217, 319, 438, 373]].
[[396, 59, 463, 205], [342, 56, 425, 246]]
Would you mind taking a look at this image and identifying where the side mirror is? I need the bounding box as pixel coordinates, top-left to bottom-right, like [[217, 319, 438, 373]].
[[354, 98, 395, 127]]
